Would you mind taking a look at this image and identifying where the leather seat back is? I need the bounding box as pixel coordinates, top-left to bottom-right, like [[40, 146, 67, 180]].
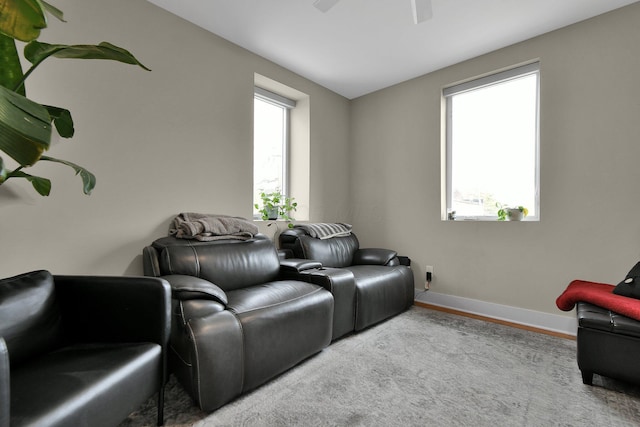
[[293, 233, 360, 268], [150, 234, 280, 291], [0, 270, 63, 365]]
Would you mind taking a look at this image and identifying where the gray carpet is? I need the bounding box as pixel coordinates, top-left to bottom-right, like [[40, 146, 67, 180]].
[[121, 306, 640, 426]]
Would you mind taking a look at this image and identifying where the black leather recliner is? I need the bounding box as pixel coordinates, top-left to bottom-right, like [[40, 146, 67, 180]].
[[143, 234, 334, 412], [279, 228, 414, 332], [0, 270, 171, 427]]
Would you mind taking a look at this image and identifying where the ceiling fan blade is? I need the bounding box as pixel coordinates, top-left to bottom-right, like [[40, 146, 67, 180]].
[[313, 0, 340, 13], [411, 0, 433, 24]]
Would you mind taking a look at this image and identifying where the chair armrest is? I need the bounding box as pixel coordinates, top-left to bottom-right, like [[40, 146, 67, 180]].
[[182, 311, 244, 410], [353, 248, 398, 266], [54, 275, 171, 348], [284, 268, 356, 340], [161, 275, 228, 306], [142, 245, 162, 277], [280, 258, 323, 274], [0, 337, 9, 427]]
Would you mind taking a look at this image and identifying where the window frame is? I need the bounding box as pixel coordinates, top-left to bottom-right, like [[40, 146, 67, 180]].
[[253, 87, 296, 217], [443, 62, 541, 221]]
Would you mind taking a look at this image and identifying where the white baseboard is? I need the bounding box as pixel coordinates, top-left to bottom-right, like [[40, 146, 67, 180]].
[[414, 290, 577, 337]]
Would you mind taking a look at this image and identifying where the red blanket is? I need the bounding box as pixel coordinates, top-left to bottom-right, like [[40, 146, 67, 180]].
[[556, 280, 640, 321]]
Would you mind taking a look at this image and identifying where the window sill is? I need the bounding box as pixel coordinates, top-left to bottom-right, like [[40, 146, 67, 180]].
[[444, 217, 539, 222]]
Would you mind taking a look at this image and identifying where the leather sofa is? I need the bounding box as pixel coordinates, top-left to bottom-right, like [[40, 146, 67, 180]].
[[0, 270, 171, 427], [142, 234, 334, 412], [576, 302, 640, 386], [279, 228, 414, 333]]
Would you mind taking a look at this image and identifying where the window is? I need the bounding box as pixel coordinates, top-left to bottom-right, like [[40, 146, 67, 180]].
[[443, 62, 540, 220], [253, 87, 296, 217]]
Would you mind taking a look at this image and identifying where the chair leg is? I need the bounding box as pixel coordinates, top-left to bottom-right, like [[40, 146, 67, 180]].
[[156, 384, 165, 426], [581, 370, 593, 385]]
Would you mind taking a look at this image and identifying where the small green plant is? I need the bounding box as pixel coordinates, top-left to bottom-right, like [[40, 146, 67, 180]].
[[255, 191, 297, 228], [496, 203, 529, 221]]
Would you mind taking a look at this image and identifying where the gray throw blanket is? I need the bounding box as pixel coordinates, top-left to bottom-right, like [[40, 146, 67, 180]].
[[295, 223, 352, 239], [169, 213, 259, 241]]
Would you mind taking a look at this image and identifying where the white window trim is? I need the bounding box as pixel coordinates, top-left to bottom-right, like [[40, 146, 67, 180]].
[[255, 87, 297, 109], [253, 87, 296, 198], [443, 61, 540, 221], [253, 73, 311, 222]]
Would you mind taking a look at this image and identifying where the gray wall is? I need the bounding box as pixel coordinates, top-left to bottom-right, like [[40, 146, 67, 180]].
[[0, 0, 350, 276], [349, 3, 640, 318]]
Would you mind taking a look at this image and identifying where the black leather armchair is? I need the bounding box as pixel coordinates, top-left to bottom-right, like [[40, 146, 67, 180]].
[[0, 270, 171, 427], [279, 228, 414, 332], [143, 234, 334, 412]]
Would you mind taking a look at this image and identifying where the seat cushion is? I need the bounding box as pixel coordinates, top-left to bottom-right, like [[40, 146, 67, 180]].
[[226, 281, 333, 391], [346, 265, 414, 331], [11, 343, 161, 427], [577, 302, 640, 338]]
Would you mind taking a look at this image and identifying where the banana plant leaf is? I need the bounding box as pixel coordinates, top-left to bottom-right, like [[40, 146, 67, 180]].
[[0, 84, 50, 167], [0, 0, 48, 42], [0, 157, 7, 182], [39, 1, 64, 23], [0, 34, 25, 95], [24, 41, 151, 71], [40, 155, 95, 195], [0, 2, 145, 196], [4, 168, 51, 195], [0, 154, 95, 196], [44, 105, 74, 138]]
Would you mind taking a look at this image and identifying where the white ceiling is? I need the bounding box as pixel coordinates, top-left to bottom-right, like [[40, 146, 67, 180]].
[[146, 0, 639, 99]]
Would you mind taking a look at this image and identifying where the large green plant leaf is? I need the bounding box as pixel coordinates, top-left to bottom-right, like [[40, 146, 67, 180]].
[[40, 155, 95, 194], [24, 41, 151, 71], [44, 105, 73, 137], [0, 3, 144, 197], [0, 0, 47, 42], [0, 156, 7, 182], [0, 154, 94, 195], [40, 1, 64, 23], [0, 84, 51, 166], [0, 34, 25, 95], [6, 169, 51, 195]]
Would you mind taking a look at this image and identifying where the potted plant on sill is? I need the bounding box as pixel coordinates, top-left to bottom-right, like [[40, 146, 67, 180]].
[[496, 203, 529, 221], [255, 191, 297, 228], [0, 0, 149, 196]]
